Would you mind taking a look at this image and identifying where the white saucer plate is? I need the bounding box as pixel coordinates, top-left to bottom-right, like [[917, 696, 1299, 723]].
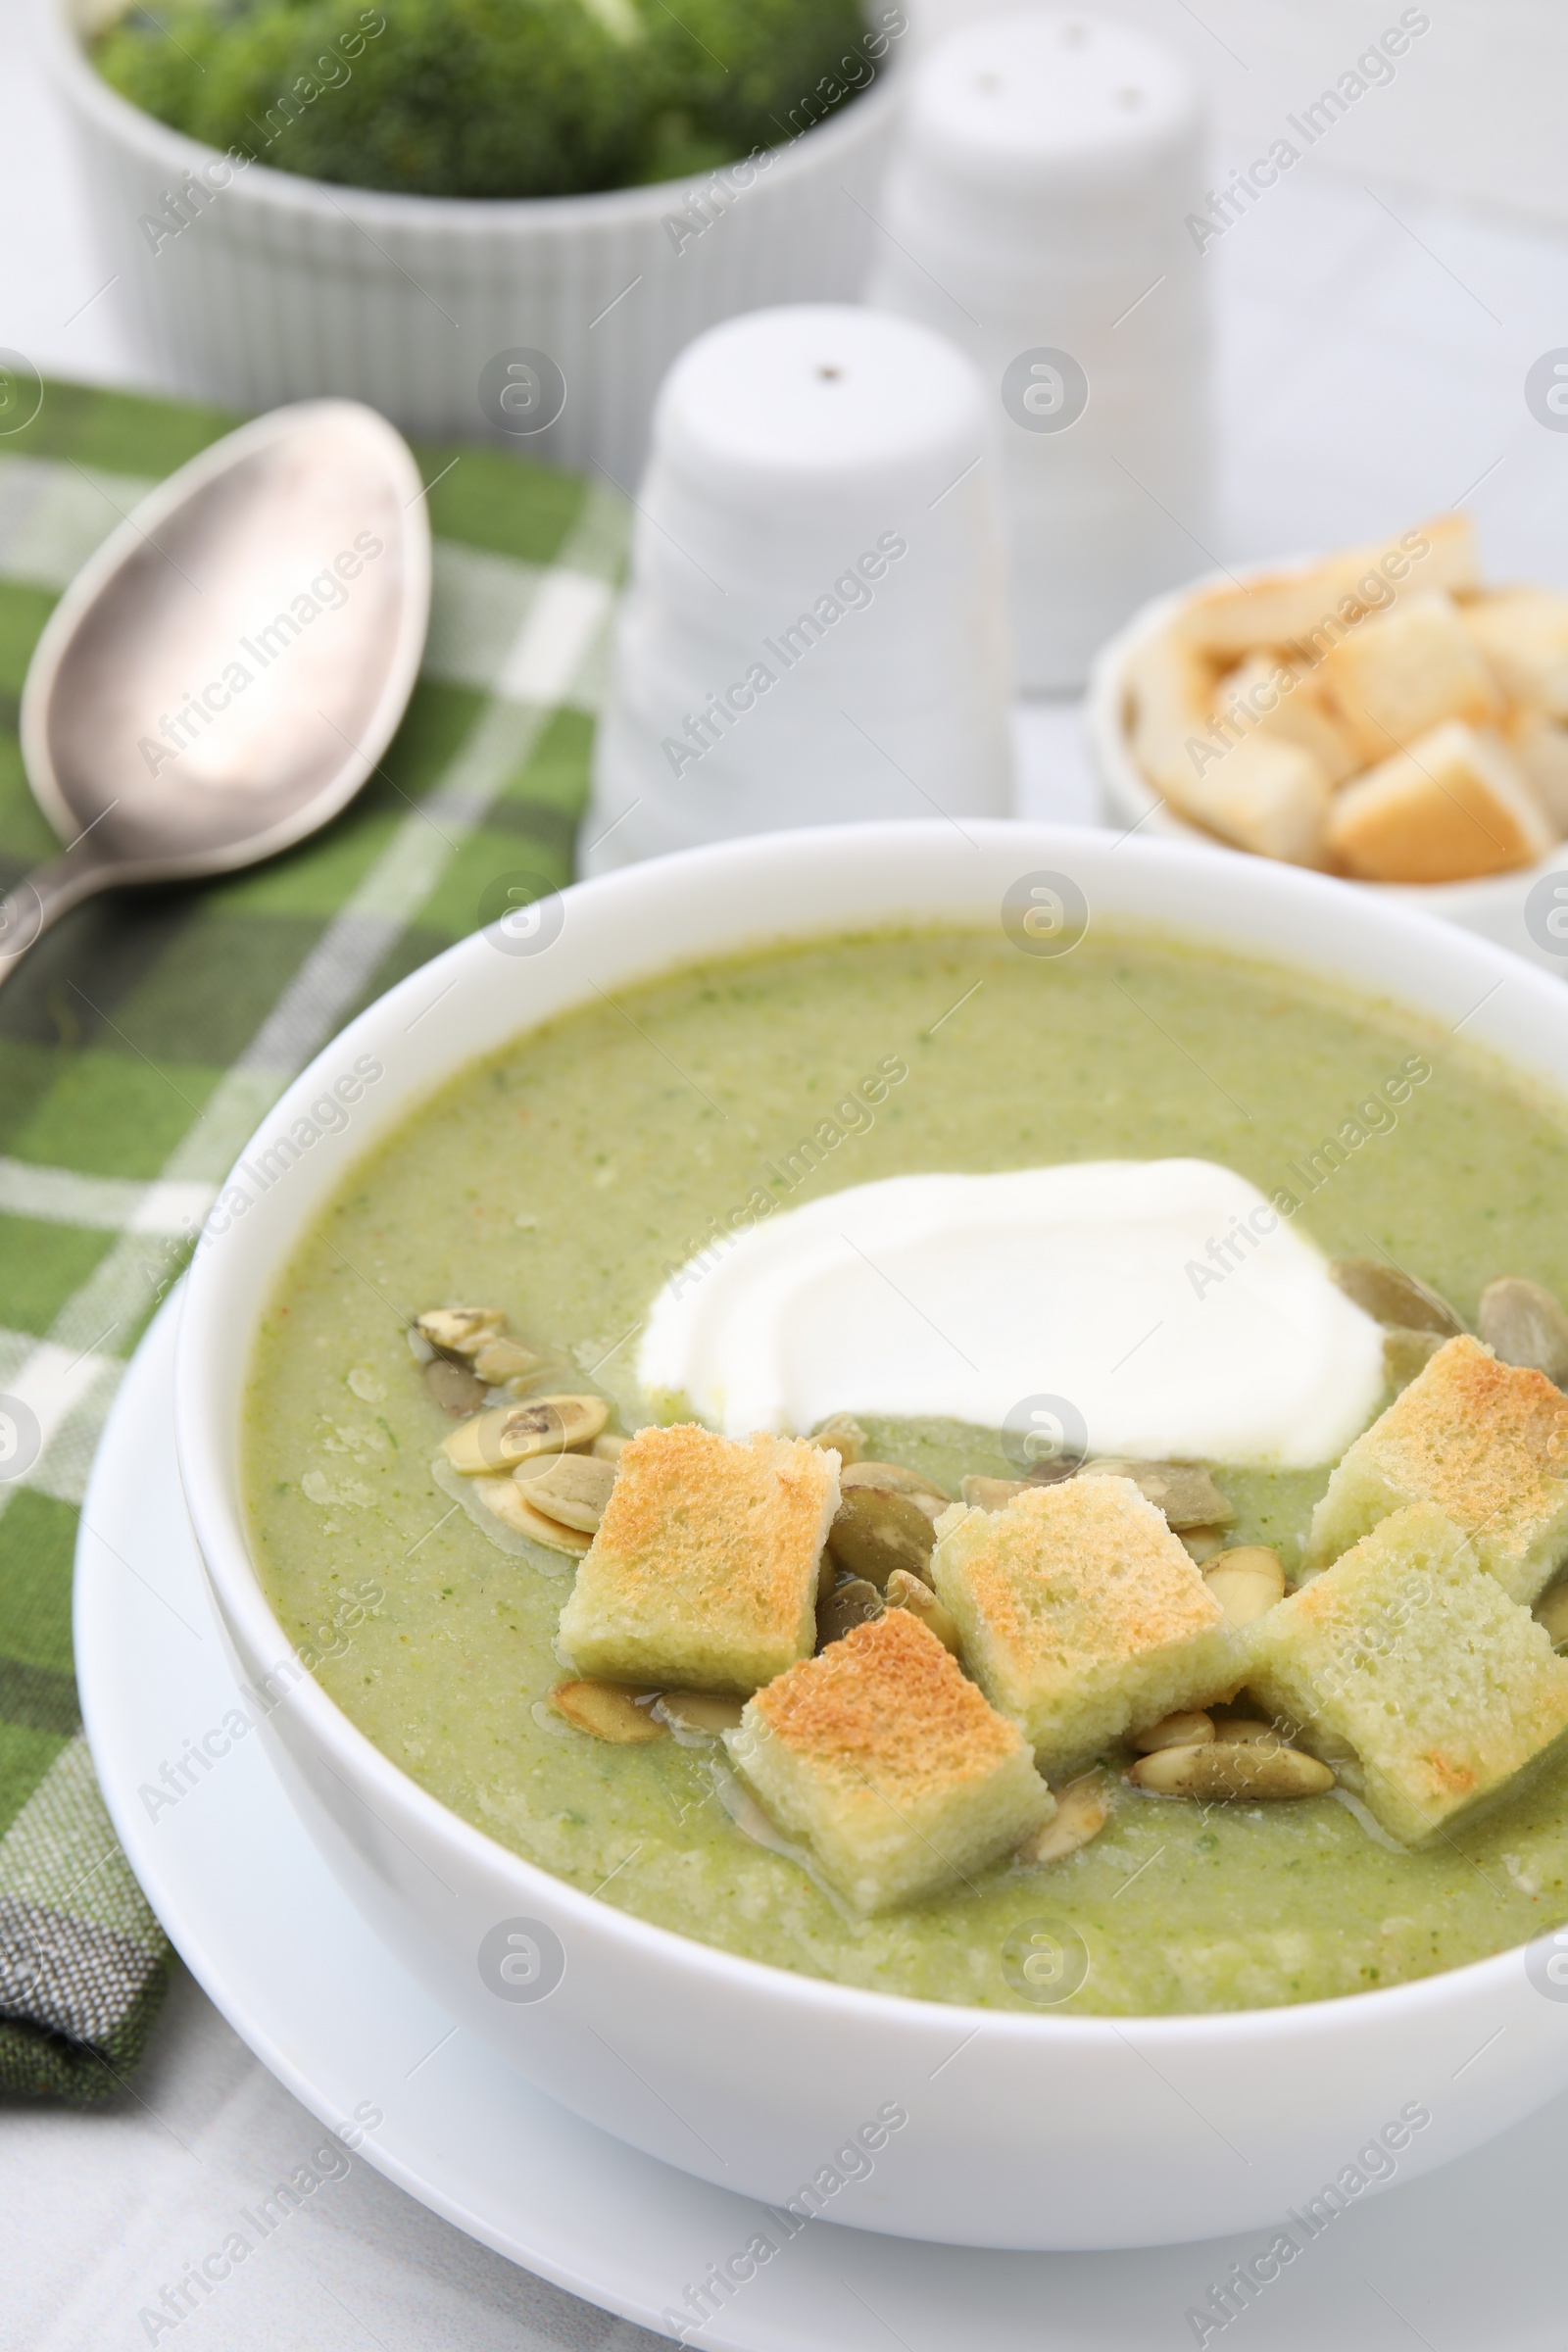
[[75, 1296, 1568, 2350]]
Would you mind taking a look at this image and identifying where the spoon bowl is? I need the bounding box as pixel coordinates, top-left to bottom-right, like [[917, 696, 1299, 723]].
[[2, 399, 430, 978]]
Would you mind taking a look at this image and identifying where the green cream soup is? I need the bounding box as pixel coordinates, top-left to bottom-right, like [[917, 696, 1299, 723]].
[[244, 928, 1568, 2014]]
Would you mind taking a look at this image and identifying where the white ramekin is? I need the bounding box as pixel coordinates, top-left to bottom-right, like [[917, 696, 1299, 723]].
[[1087, 569, 1568, 972], [174, 820, 1568, 2251], [866, 7, 1212, 693], [41, 0, 902, 481]]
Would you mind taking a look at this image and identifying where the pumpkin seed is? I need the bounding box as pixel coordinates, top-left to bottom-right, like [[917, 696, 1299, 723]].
[[830, 1463, 950, 1588], [469, 1474, 593, 1555], [1079, 1459, 1234, 1529], [656, 1690, 747, 1736], [1181, 1526, 1226, 1564], [1019, 1772, 1111, 1864], [1208, 1718, 1279, 1744], [504, 1350, 574, 1398], [808, 1414, 867, 1466], [1534, 1584, 1568, 1648], [1021, 1455, 1081, 1488], [416, 1306, 506, 1357], [829, 1486, 937, 1587], [472, 1335, 542, 1385], [1329, 1258, 1464, 1338], [517, 1449, 616, 1532], [443, 1393, 608, 1474], [550, 1679, 666, 1743], [840, 1460, 951, 1508], [1131, 1710, 1214, 1753], [1479, 1276, 1568, 1386], [961, 1475, 1029, 1512], [592, 1432, 630, 1461], [817, 1577, 884, 1649], [1384, 1327, 1446, 1392], [423, 1357, 486, 1418], [883, 1567, 963, 1653], [1202, 1545, 1285, 1627], [1128, 1740, 1334, 1800]]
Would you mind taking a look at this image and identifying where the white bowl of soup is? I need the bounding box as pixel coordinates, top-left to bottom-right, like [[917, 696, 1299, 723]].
[[174, 820, 1568, 2252]]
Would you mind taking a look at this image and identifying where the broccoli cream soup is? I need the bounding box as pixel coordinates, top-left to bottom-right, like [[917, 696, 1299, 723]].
[[244, 928, 1568, 2014]]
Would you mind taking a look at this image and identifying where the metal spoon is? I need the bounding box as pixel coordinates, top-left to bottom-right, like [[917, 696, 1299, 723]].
[[1, 399, 431, 987]]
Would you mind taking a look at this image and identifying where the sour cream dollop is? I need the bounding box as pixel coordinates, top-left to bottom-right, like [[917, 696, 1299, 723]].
[[637, 1160, 1385, 1467]]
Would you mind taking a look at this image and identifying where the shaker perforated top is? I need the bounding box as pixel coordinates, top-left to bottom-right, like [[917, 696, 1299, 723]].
[[904, 6, 1202, 194]]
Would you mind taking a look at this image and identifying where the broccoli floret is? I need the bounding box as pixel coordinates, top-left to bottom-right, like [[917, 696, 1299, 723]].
[[284, 0, 659, 197], [629, 107, 740, 190], [94, 0, 878, 200], [95, 2, 228, 129], [646, 0, 874, 157], [188, 3, 329, 158]]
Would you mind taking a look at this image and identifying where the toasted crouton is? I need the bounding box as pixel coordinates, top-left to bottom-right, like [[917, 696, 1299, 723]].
[[930, 1478, 1243, 1772], [1125, 626, 1217, 792], [1174, 514, 1477, 661], [1126, 634, 1330, 860], [1304, 1335, 1568, 1602], [1462, 588, 1568, 718], [557, 1424, 836, 1692], [1409, 512, 1481, 591], [1248, 1504, 1568, 1844], [726, 1610, 1052, 1914], [1212, 654, 1362, 786], [1320, 591, 1501, 761], [1325, 721, 1552, 882], [1501, 709, 1568, 831], [1161, 732, 1331, 866]]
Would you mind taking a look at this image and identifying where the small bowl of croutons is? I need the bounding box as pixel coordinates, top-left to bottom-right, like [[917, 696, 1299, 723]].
[[1088, 513, 1568, 959]]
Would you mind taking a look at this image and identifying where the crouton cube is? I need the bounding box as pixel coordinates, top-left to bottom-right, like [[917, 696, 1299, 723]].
[[1127, 635, 1331, 860], [1412, 512, 1482, 591], [1126, 627, 1217, 790], [1174, 515, 1477, 661], [1320, 591, 1500, 760], [1161, 732, 1331, 866], [1213, 654, 1362, 786], [1503, 709, 1568, 831], [1325, 720, 1552, 882], [557, 1424, 836, 1693], [1248, 1504, 1568, 1845], [725, 1609, 1052, 1914], [930, 1478, 1244, 1772], [1408, 512, 1482, 594], [1463, 588, 1568, 718], [1304, 1335, 1568, 1601]]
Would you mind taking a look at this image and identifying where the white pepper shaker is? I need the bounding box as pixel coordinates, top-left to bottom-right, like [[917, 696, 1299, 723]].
[[868, 6, 1213, 691], [582, 303, 1012, 870]]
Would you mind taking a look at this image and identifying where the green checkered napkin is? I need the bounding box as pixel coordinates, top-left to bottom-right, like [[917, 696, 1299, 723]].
[[0, 378, 625, 2099]]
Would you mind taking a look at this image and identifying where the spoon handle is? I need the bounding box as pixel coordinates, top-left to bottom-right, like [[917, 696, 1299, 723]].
[[0, 852, 113, 992]]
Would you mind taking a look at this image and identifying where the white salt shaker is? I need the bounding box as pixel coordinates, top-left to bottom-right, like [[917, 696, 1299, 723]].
[[581, 304, 1012, 871], [867, 7, 1212, 692]]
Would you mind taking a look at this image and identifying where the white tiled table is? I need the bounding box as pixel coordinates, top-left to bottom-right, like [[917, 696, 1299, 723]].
[[5, 0, 1568, 2336]]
